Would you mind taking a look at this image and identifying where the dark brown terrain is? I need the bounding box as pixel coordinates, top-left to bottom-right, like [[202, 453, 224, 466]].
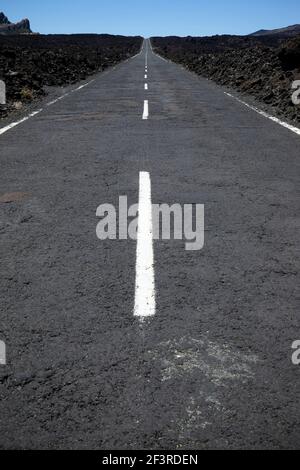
[[0, 33, 142, 117], [152, 33, 300, 123]]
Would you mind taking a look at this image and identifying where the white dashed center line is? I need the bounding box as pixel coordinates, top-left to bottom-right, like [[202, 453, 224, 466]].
[[134, 172, 156, 318], [142, 100, 149, 120]]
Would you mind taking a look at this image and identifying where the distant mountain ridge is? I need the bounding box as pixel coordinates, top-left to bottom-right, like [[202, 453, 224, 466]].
[[0, 11, 32, 35], [250, 24, 300, 38], [0, 12, 10, 25]]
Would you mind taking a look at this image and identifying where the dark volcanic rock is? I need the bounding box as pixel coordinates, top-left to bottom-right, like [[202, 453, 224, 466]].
[[278, 36, 300, 70]]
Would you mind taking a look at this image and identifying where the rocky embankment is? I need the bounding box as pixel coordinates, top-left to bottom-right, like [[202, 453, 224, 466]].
[[152, 34, 300, 124], [0, 34, 142, 118]]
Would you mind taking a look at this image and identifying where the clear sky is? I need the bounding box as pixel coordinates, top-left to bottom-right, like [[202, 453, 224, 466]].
[[1, 0, 300, 37]]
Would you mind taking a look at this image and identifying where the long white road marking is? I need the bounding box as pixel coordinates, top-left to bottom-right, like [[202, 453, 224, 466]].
[[46, 95, 69, 106], [130, 42, 144, 60], [134, 172, 156, 318], [145, 84, 148, 90], [47, 79, 95, 106], [224, 92, 300, 137], [142, 100, 149, 120], [0, 109, 42, 136], [73, 80, 95, 91]]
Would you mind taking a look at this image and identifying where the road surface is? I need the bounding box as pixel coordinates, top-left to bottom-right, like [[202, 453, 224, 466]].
[[0, 39, 299, 450]]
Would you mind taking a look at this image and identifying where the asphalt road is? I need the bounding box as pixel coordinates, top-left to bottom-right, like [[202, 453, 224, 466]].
[[0, 39, 299, 450]]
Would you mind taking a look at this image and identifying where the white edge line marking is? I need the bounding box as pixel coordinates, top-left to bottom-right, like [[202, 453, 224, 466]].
[[142, 100, 149, 120], [134, 171, 156, 318], [0, 109, 42, 136], [130, 40, 144, 60], [46, 95, 68, 106], [224, 92, 300, 137], [46, 79, 95, 106], [0, 79, 96, 136], [73, 79, 95, 92], [149, 38, 169, 63]]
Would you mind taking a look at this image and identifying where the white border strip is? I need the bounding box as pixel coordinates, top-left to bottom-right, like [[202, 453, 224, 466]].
[[0, 109, 42, 136], [0, 78, 96, 137], [224, 92, 300, 137]]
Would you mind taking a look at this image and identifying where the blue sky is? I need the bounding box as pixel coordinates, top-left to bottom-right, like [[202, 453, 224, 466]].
[[1, 0, 300, 36]]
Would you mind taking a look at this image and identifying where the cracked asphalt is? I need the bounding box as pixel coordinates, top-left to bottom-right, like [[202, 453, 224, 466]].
[[0, 40, 299, 450]]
